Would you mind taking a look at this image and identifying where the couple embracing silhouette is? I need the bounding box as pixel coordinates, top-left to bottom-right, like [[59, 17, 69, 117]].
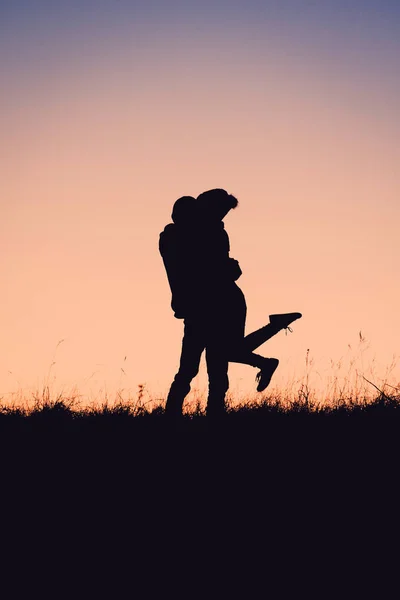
[[159, 188, 302, 418]]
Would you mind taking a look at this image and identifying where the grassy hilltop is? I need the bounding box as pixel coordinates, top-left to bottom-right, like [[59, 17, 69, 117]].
[[2, 388, 400, 469], [2, 390, 398, 594]]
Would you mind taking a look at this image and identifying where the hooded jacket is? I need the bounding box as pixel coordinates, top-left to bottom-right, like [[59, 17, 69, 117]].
[[159, 222, 197, 318]]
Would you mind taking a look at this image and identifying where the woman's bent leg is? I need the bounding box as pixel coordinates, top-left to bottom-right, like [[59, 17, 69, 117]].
[[242, 323, 281, 352], [242, 313, 302, 352]]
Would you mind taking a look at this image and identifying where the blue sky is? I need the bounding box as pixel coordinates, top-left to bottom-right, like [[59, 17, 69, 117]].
[[2, 1, 399, 78]]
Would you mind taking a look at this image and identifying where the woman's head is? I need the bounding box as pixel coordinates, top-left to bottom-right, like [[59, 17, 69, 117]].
[[196, 188, 238, 222]]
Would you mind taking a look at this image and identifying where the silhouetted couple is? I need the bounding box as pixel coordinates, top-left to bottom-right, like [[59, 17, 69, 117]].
[[159, 189, 302, 418]]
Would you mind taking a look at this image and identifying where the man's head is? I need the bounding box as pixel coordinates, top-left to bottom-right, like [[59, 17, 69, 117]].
[[171, 196, 197, 224], [196, 188, 239, 222]]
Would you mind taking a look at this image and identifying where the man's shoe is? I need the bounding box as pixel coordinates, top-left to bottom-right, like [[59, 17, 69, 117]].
[[255, 358, 279, 392], [269, 312, 302, 332]]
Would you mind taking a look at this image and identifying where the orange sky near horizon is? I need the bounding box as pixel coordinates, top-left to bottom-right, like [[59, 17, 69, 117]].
[[1, 2, 399, 405]]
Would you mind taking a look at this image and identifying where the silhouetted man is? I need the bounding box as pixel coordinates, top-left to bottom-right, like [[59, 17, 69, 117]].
[[159, 190, 301, 417]]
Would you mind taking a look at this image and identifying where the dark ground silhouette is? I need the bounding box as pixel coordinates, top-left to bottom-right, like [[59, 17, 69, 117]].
[[1, 397, 397, 595]]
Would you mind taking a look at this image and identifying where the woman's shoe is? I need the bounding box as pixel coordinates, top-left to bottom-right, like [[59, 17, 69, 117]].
[[269, 312, 302, 332], [255, 358, 279, 392]]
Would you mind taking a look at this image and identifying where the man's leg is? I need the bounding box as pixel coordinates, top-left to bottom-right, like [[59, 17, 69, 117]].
[[165, 319, 205, 417], [205, 341, 229, 418]]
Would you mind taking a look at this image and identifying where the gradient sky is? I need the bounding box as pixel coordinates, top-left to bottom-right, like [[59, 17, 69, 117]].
[[1, 1, 399, 405]]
